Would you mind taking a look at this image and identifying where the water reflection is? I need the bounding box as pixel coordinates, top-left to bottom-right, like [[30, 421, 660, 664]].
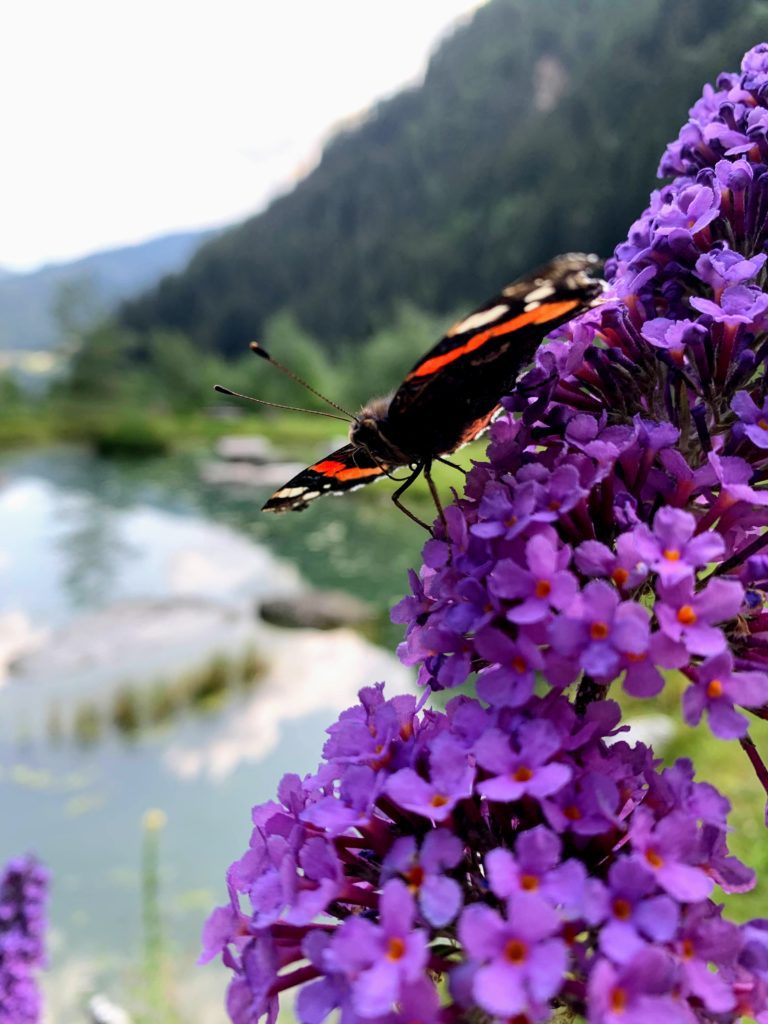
[[0, 445, 419, 1021]]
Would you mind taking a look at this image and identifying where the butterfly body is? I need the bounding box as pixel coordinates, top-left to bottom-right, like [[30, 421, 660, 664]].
[[261, 253, 604, 518]]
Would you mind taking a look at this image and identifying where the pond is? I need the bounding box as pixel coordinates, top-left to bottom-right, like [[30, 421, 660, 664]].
[[0, 446, 426, 1022]]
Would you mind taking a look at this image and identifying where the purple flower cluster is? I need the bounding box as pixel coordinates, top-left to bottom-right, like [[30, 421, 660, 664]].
[[203, 684, 768, 1023], [0, 857, 48, 1024], [207, 44, 768, 1024]]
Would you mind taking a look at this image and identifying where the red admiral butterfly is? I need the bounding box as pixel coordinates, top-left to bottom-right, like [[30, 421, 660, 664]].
[[217, 253, 604, 528]]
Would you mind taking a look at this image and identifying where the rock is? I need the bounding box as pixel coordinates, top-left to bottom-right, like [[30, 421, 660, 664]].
[[259, 590, 375, 630]]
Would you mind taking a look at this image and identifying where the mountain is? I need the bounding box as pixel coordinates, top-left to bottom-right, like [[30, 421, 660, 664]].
[[0, 230, 212, 351], [119, 0, 768, 358]]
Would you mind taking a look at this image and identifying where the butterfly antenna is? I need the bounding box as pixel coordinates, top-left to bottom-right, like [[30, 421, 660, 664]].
[[213, 385, 350, 422], [250, 341, 354, 418]]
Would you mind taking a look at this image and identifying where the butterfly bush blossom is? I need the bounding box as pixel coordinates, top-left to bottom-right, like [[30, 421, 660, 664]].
[[205, 45, 768, 1024], [0, 857, 48, 1024]]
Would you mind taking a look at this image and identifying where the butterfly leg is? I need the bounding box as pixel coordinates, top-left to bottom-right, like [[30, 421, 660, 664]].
[[436, 456, 468, 476], [423, 460, 447, 527], [391, 464, 431, 531]]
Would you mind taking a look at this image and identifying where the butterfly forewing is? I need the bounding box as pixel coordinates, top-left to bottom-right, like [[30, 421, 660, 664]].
[[383, 253, 603, 459]]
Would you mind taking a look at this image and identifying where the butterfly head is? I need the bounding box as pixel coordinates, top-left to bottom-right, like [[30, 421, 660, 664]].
[[349, 395, 411, 464]]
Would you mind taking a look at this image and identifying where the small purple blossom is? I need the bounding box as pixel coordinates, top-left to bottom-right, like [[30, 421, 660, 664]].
[[682, 650, 768, 738], [459, 892, 567, 1018], [632, 507, 724, 582]]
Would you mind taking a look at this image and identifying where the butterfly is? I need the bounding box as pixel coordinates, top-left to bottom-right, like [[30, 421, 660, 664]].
[[225, 253, 604, 529]]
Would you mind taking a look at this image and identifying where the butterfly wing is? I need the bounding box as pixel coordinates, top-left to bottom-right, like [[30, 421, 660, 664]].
[[386, 253, 604, 456], [262, 444, 389, 513]]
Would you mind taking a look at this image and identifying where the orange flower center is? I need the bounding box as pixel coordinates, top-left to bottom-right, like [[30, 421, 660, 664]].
[[682, 938, 695, 960], [612, 567, 629, 586], [612, 898, 632, 921], [625, 651, 646, 663], [645, 848, 664, 869], [387, 937, 406, 961], [590, 621, 610, 640], [663, 548, 681, 561], [513, 766, 533, 783], [503, 938, 528, 964], [706, 678, 724, 699], [512, 655, 528, 674], [677, 604, 697, 626], [430, 793, 448, 808], [759, 419, 768, 431], [564, 804, 582, 821], [520, 873, 539, 892], [610, 987, 628, 1013], [404, 865, 425, 890], [535, 579, 552, 599]]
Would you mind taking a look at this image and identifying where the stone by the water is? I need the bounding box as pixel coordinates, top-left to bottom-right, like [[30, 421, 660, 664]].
[[259, 589, 375, 630]]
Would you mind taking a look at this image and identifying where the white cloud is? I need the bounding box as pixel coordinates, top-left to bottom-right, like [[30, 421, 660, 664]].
[[2, 0, 483, 270]]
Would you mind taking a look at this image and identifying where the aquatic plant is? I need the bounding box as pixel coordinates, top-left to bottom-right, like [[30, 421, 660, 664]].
[[205, 44, 768, 1023]]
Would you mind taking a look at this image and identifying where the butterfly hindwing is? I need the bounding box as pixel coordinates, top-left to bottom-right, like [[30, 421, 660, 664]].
[[262, 444, 388, 513]]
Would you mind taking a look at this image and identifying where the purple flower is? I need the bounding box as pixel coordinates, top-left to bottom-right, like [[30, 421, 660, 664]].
[[598, 858, 680, 964], [640, 316, 706, 363], [475, 719, 572, 803], [0, 857, 48, 1024], [488, 531, 577, 623], [690, 283, 768, 328], [628, 808, 713, 902], [732, 390, 768, 449], [574, 533, 648, 590], [632, 507, 724, 582], [385, 733, 474, 821], [682, 650, 768, 738], [459, 892, 567, 1017], [485, 827, 593, 920], [695, 248, 767, 292], [382, 830, 463, 927], [673, 903, 741, 1014], [655, 576, 743, 656], [551, 581, 651, 682], [588, 948, 688, 1024], [325, 880, 428, 1018], [474, 629, 544, 707]]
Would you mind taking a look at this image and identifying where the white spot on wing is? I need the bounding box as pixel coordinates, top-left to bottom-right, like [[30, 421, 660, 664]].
[[273, 486, 309, 500], [524, 283, 556, 303], [451, 303, 509, 335]]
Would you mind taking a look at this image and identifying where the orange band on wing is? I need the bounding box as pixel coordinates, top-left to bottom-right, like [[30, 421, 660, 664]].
[[313, 459, 383, 482], [406, 299, 581, 380], [313, 460, 347, 475]]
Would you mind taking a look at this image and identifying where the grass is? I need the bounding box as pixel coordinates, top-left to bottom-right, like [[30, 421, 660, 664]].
[[58, 647, 266, 746]]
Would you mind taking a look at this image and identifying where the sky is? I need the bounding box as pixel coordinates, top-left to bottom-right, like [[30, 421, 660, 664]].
[[2, 1, 484, 273]]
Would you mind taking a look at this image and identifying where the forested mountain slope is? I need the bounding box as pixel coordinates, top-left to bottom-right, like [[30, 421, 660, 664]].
[[120, 0, 768, 357]]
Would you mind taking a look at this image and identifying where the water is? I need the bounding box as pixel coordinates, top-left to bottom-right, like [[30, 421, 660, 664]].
[[0, 446, 425, 1022]]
